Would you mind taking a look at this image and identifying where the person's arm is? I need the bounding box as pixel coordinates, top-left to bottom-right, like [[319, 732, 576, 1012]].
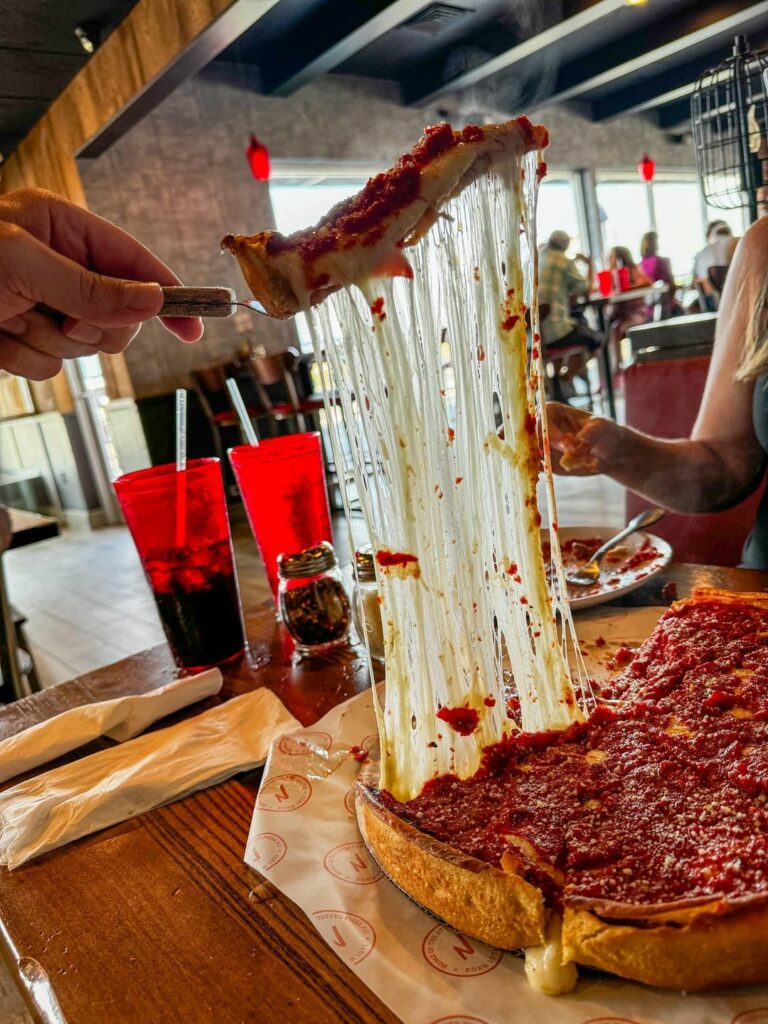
[[547, 220, 768, 512], [567, 255, 592, 297], [0, 188, 204, 380]]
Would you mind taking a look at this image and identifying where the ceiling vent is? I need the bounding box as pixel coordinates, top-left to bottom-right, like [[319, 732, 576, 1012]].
[[403, 3, 474, 36]]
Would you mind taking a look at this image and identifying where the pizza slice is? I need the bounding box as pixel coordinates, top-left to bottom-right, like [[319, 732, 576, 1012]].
[[222, 117, 548, 318]]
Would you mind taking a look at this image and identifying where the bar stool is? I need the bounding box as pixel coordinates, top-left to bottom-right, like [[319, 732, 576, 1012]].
[[247, 346, 327, 434]]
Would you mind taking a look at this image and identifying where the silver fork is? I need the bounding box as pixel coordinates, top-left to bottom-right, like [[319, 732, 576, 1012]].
[[566, 508, 666, 587]]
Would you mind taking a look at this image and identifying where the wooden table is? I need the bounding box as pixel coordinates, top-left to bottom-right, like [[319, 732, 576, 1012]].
[[0, 563, 765, 1024], [7, 508, 60, 550]]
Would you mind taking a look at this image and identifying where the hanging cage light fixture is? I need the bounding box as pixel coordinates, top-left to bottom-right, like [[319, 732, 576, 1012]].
[[691, 35, 768, 223]]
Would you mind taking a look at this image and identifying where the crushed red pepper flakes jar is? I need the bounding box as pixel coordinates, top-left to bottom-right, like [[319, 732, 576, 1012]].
[[277, 542, 351, 654]]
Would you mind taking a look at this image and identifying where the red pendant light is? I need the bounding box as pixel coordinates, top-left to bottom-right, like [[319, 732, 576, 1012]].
[[638, 153, 655, 182], [246, 135, 271, 181]]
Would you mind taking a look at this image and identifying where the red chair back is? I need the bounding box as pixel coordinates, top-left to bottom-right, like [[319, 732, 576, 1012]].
[[624, 355, 764, 566]]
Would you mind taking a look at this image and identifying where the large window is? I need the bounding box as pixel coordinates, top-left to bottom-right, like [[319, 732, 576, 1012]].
[[270, 164, 748, 335], [538, 176, 584, 255], [270, 169, 587, 348], [596, 173, 748, 281]]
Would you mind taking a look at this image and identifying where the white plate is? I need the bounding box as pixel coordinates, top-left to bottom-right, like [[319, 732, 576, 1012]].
[[543, 525, 673, 611]]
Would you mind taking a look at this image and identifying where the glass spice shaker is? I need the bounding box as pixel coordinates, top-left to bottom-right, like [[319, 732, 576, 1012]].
[[277, 541, 351, 654], [352, 546, 385, 662]]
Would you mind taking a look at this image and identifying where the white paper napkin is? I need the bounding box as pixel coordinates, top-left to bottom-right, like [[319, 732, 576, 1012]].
[[0, 687, 299, 869], [0, 669, 224, 785]]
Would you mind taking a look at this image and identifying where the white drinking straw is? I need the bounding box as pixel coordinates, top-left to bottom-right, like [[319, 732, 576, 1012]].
[[175, 388, 188, 472], [225, 378, 259, 446], [175, 388, 187, 548]]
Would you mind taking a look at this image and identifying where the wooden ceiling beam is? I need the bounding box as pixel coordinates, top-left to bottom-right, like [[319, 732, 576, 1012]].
[[590, 23, 768, 122], [656, 97, 694, 132], [532, 0, 768, 111], [262, 0, 428, 97], [403, 0, 627, 105], [0, 0, 278, 196]]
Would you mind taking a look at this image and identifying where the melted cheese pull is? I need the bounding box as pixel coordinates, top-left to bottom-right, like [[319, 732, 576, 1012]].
[[303, 123, 587, 801], [524, 916, 578, 996]]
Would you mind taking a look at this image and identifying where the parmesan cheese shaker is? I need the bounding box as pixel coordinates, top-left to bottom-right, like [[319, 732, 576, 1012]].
[[352, 546, 385, 662]]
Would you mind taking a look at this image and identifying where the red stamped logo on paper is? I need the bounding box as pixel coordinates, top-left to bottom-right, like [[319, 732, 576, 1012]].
[[421, 925, 502, 977], [312, 910, 376, 965], [344, 787, 357, 816], [249, 832, 287, 871], [582, 1019, 642, 1023], [732, 1012, 768, 1024], [431, 1017, 491, 1024], [278, 731, 333, 756], [323, 842, 383, 885], [257, 774, 312, 812]]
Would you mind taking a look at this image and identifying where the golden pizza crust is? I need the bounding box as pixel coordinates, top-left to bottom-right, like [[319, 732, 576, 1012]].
[[563, 903, 768, 990], [356, 783, 547, 950]]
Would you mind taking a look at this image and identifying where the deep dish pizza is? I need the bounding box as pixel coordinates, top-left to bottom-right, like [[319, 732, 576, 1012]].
[[357, 590, 768, 993]]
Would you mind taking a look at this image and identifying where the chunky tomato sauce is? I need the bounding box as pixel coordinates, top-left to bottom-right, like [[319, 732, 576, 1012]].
[[376, 550, 419, 568], [265, 123, 489, 263], [380, 599, 768, 910]]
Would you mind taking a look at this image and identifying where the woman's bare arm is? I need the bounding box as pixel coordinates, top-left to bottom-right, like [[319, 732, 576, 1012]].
[[547, 219, 767, 512]]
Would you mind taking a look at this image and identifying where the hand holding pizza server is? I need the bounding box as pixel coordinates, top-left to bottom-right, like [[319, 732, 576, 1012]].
[[0, 188, 203, 380]]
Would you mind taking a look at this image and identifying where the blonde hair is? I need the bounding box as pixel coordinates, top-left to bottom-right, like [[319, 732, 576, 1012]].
[[738, 273, 768, 381]]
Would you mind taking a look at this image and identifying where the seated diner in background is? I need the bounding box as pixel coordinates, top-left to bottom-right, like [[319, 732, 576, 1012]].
[[537, 229, 601, 399], [605, 245, 652, 370], [639, 230, 678, 320], [692, 220, 739, 312], [547, 216, 768, 570]]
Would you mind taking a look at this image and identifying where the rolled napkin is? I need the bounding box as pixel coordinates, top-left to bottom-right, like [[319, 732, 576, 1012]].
[[0, 687, 299, 869], [0, 669, 223, 785]]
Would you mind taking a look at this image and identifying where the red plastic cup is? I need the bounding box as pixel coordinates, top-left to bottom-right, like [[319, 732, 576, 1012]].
[[618, 266, 631, 291], [597, 270, 613, 296], [114, 458, 245, 671], [229, 433, 332, 599]]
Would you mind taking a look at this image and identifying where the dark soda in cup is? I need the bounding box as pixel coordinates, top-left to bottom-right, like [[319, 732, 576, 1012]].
[[114, 459, 245, 671]]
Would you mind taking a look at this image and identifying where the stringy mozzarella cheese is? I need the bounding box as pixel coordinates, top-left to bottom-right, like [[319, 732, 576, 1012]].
[[305, 136, 587, 801], [524, 916, 577, 996]]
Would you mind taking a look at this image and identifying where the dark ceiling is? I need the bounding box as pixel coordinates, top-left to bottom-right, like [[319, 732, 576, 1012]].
[[0, 1, 138, 158], [2, 0, 768, 161], [218, 0, 768, 133]]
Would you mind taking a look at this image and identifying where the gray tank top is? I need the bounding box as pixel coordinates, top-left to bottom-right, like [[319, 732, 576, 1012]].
[[742, 375, 768, 569]]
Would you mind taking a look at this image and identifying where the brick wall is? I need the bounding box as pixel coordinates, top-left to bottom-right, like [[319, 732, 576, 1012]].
[[79, 65, 694, 397]]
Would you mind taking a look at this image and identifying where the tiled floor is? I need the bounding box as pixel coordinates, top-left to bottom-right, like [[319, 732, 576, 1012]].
[[4, 474, 625, 690]]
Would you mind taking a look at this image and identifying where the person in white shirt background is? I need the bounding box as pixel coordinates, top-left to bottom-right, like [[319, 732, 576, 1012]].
[[692, 220, 739, 311]]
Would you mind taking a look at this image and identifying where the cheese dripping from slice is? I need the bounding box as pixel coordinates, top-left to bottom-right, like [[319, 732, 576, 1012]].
[[524, 915, 577, 996], [302, 123, 587, 802]]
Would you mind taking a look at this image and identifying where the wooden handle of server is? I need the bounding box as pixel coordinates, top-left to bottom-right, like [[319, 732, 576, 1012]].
[[33, 287, 236, 325], [159, 286, 236, 318]]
